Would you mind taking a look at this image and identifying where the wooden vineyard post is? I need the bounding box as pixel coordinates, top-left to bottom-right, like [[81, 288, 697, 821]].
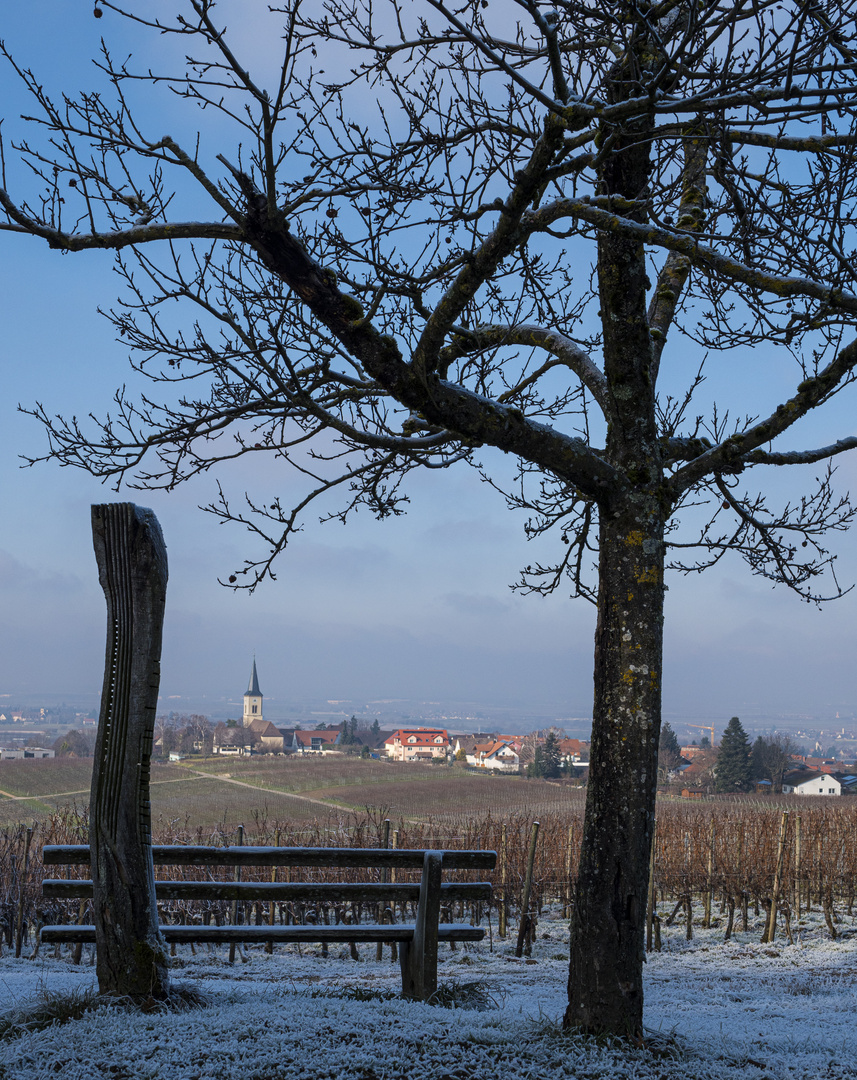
[[498, 823, 507, 938], [14, 826, 33, 958], [267, 827, 281, 955], [390, 829, 399, 962], [794, 815, 802, 920], [90, 503, 170, 1000], [733, 820, 742, 933], [646, 821, 656, 952], [230, 824, 244, 963], [515, 821, 539, 958], [703, 820, 715, 929], [376, 818, 390, 961], [762, 811, 789, 944], [564, 823, 574, 921]]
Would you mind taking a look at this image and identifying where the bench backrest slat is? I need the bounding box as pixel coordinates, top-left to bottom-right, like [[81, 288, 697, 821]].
[[42, 845, 497, 871], [42, 880, 493, 904]]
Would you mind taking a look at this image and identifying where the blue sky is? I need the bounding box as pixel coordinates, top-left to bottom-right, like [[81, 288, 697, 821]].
[[1, 3, 856, 726]]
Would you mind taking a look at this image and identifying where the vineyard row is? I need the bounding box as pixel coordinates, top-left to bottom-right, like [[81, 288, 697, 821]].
[[2, 801, 855, 956]]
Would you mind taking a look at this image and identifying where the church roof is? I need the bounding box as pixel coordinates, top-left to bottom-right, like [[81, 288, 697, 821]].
[[245, 659, 262, 697]]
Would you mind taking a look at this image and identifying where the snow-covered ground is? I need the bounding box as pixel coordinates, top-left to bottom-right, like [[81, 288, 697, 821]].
[[1, 908, 855, 1079]]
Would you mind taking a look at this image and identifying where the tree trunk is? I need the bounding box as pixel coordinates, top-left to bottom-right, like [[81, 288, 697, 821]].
[[563, 53, 664, 1034], [565, 508, 665, 1036], [90, 503, 170, 1000]]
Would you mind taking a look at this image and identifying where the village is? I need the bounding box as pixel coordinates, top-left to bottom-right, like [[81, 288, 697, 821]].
[[4, 661, 857, 797]]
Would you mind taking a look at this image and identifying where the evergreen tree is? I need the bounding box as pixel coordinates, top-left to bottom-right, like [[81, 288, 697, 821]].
[[528, 730, 563, 779], [715, 717, 752, 793], [526, 748, 544, 778], [542, 730, 562, 778], [751, 734, 796, 793], [340, 715, 359, 745], [657, 722, 682, 782], [751, 736, 767, 785]]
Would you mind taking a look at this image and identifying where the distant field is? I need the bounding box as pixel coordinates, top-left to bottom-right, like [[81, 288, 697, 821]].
[[0, 759, 194, 827], [148, 777, 334, 830], [185, 756, 456, 792], [0, 755, 586, 828], [0, 757, 94, 798], [314, 773, 585, 819]]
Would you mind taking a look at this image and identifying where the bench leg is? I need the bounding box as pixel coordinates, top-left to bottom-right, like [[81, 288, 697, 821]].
[[398, 939, 412, 996], [403, 851, 442, 1000]]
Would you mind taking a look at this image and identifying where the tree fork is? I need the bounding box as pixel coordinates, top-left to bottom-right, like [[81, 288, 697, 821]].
[[90, 502, 170, 1000]]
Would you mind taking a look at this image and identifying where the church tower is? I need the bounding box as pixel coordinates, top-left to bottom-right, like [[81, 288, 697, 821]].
[[243, 659, 263, 727]]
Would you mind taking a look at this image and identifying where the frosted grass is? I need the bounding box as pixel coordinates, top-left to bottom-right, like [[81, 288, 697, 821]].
[[1, 908, 854, 1079]]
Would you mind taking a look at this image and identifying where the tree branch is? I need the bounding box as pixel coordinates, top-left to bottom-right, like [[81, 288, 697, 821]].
[[669, 337, 857, 494]]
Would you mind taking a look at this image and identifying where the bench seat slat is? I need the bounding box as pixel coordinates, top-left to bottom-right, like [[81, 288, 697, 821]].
[[42, 845, 496, 871], [39, 923, 486, 945], [41, 880, 492, 904]]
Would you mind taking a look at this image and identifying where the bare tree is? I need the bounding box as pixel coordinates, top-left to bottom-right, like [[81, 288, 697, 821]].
[[752, 733, 798, 793], [3, 0, 857, 1034]]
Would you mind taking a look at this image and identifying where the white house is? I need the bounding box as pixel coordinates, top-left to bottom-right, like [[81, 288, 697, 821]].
[[453, 736, 480, 759], [464, 740, 520, 772], [782, 772, 843, 796]]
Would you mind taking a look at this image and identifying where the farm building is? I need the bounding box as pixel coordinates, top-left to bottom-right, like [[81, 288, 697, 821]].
[[0, 746, 55, 760]]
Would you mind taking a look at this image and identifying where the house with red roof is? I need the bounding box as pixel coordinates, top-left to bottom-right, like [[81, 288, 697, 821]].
[[557, 738, 586, 764], [384, 728, 450, 762], [291, 729, 342, 755], [466, 740, 520, 772]]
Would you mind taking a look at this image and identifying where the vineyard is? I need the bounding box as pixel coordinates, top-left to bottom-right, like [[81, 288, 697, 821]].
[[2, 789, 855, 959]]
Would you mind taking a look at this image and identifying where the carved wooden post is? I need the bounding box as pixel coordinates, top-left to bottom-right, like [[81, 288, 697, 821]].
[[90, 503, 170, 1000]]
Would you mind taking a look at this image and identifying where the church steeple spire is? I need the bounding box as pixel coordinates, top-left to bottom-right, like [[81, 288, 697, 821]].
[[247, 658, 262, 697], [243, 659, 263, 726]]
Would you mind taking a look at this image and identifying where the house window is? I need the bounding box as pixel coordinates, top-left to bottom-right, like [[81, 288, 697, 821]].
[[252, 705, 258, 714], [829, 788, 835, 794], [408, 736, 416, 743]]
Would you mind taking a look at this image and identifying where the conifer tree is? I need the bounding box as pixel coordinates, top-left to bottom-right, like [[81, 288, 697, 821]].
[[541, 730, 563, 779], [657, 722, 682, 782], [715, 717, 753, 793], [751, 734, 796, 793]]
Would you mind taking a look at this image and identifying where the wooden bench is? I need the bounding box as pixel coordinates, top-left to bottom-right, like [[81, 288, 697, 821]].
[[40, 844, 496, 1000]]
